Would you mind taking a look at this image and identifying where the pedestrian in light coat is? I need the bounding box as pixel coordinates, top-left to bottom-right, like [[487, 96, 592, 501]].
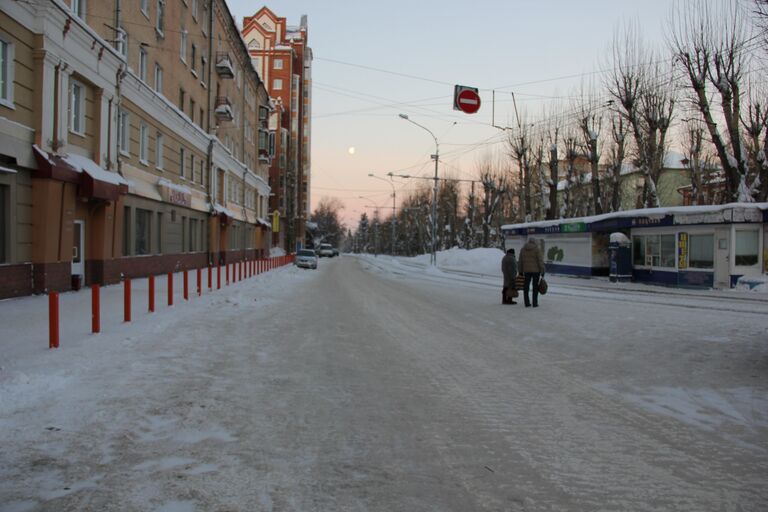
[[501, 248, 518, 305], [518, 238, 546, 308]]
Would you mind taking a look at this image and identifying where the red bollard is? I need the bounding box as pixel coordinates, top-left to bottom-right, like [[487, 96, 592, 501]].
[[149, 275, 155, 312], [226, 262, 230, 285], [124, 278, 132, 322], [49, 292, 59, 349], [216, 264, 221, 289], [207, 265, 212, 290], [183, 270, 189, 301], [240, 260, 244, 280], [167, 272, 174, 306], [197, 268, 202, 296], [91, 284, 100, 334]]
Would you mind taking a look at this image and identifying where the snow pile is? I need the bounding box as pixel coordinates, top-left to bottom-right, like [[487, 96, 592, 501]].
[[270, 246, 286, 257], [402, 247, 505, 277], [735, 275, 768, 293]]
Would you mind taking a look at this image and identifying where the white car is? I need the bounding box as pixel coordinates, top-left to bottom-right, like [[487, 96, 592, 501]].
[[294, 249, 318, 269], [317, 243, 334, 257]]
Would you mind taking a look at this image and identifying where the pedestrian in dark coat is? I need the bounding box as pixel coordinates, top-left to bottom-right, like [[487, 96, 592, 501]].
[[518, 238, 545, 308], [501, 248, 518, 305]]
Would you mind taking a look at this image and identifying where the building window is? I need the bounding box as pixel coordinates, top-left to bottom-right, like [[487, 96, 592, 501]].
[[273, 58, 283, 70], [156, 0, 165, 36], [156, 212, 163, 254], [0, 184, 7, 263], [191, 0, 198, 20], [135, 208, 151, 255], [178, 88, 185, 111], [180, 147, 186, 179], [71, 0, 86, 19], [154, 63, 163, 94], [180, 27, 187, 63], [735, 230, 759, 266], [122, 206, 131, 256], [632, 234, 676, 268], [139, 46, 148, 81], [190, 44, 197, 76], [70, 80, 85, 135], [139, 121, 149, 163], [156, 132, 164, 170], [688, 234, 714, 269], [117, 109, 130, 155], [200, 55, 207, 86], [0, 37, 13, 108], [140, 0, 149, 17], [273, 78, 282, 90], [190, 153, 195, 182], [189, 218, 198, 251]]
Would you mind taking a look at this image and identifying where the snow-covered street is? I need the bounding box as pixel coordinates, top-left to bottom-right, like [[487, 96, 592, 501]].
[[1, 254, 767, 511]]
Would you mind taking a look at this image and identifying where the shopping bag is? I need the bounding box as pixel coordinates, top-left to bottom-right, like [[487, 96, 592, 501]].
[[515, 275, 525, 289], [538, 277, 548, 295]]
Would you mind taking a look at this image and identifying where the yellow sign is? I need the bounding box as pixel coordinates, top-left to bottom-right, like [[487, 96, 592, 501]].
[[678, 232, 688, 269], [272, 210, 280, 232]]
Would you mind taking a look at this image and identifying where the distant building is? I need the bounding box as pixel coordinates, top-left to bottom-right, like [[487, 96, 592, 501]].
[[242, 7, 312, 252], [0, 0, 272, 299]]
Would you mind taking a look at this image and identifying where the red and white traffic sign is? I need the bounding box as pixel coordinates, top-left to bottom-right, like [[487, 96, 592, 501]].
[[453, 85, 481, 114]]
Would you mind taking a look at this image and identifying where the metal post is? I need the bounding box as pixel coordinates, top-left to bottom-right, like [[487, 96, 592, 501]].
[[399, 113, 439, 266]]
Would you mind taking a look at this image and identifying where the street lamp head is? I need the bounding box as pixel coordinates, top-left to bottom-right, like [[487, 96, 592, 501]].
[[367, 173, 374, 177], [398, 113, 409, 120]]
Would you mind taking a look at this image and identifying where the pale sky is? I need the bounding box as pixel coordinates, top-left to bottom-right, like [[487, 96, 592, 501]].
[[226, 0, 677, 227]]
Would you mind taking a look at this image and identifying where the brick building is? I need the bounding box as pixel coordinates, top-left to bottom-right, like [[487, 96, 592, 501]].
[[0, 0, 272, 299], [242, 7, 312, 252]]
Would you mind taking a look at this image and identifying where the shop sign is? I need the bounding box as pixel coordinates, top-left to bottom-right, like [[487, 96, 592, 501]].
[[678, 232, 688, 269], [272, 210, 280, 232], [561, 222, 586, 233], [159, 182, 191, 207]]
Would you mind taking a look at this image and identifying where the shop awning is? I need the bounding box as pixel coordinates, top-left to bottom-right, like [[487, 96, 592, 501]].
[[33, 146, 128, 201]]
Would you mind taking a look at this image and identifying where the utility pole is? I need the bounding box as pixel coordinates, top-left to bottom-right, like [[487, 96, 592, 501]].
[[399, 113, 439, 266], [369, 173, 397, 256]]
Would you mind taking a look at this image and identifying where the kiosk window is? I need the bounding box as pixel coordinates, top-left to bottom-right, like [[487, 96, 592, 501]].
[[735, 230, 759, 266], [689, 234, 714, 268]]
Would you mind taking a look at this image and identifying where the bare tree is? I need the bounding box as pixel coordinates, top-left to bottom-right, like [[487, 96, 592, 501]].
[[604, 110, 629, 212], [607, 23, 675, 208], [669, 0, 765, 202], [574, 82, 605, 215], [475, 154, 508, 247], [561, 128, 580, 217], [507, 121, 533, 222]]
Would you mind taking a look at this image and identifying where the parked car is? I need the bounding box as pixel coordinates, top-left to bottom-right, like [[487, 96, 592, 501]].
[[295, 249, 318, 269], [332, 247, 339, 257], [318, 243, 334, 257]]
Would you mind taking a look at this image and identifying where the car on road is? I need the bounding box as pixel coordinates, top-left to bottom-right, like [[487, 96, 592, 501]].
[[332, 247, 339, 257], [294, 249, 318, 269], [318, 243, 334, 257]]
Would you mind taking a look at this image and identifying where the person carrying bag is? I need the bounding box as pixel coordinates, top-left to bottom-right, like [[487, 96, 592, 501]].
[[518, 237, 546, 308], [501, 248, 518, 305]]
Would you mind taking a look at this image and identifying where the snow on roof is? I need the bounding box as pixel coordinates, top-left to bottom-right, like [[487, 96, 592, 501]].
[[157, 177, 192, 195], [501, 202, 768, 231], [211, 203, 236, 217], [63, 154, 128, 186]]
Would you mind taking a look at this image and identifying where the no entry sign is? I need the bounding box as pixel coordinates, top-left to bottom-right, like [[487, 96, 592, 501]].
[[454, 85, 481, 114]]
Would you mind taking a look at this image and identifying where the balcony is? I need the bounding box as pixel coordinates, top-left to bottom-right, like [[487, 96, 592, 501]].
[[215, 52, 235, 78], [214, 96, 234, 122]]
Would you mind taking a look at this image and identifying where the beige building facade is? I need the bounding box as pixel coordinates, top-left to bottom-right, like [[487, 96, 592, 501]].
[[0, 0, 272, 299]]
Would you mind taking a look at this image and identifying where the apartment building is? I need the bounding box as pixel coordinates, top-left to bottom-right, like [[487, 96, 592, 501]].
[[0, 0, 271, 299], [242, 7, 312, 252]]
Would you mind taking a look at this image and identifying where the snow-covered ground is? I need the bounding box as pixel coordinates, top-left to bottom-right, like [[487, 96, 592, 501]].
[[1, 251, 767, 511]]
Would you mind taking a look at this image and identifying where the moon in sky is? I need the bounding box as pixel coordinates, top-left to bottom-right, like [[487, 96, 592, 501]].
[[348, 147, 356, 155]]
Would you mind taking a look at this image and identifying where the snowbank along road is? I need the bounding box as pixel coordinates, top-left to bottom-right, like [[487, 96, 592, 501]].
[[0, 255, 766, 511]]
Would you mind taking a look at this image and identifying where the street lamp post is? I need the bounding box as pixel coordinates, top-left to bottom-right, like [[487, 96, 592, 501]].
[[399, 113, 439, 266], [368, 173, 396, 256]]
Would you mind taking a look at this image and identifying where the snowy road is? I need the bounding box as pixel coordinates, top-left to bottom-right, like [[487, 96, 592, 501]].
[[1, 255, 767, 511]]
